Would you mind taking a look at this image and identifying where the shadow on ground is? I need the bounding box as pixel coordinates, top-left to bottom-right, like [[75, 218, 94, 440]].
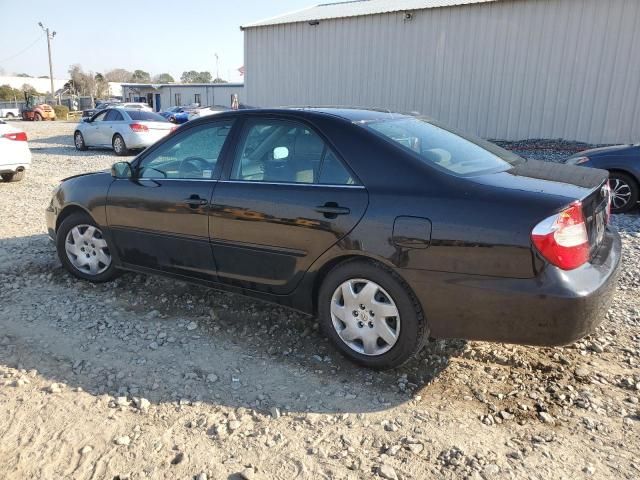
[[0, 233, 466, 416]]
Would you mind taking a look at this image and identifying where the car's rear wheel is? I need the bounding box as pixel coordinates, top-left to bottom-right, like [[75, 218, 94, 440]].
[[56, 212, 120, 283], [1, 170, 25, 182], [5, 112, 14, 119], [318, 260, 429, 369], [609, 172, 639, 214], [112, 134, 129, 156], [74, 131, 88, 151]]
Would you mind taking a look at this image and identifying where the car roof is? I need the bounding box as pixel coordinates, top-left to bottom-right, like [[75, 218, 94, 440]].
[[208, 107, 414, 124]]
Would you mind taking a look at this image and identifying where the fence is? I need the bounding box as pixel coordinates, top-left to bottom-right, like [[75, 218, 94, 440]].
[[0, 96, 94, 112]]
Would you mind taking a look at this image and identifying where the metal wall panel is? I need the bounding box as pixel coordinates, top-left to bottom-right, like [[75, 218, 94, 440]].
[[244, 0, 640, 144]]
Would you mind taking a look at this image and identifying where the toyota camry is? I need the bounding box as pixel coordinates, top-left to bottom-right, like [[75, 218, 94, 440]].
[[46, 108, 621, 369]]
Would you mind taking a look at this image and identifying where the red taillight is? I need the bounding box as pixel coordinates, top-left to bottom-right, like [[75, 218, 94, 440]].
[[531, 201, 589, 270], [3, 132, 27, 141], [129, 123, 149, 132]]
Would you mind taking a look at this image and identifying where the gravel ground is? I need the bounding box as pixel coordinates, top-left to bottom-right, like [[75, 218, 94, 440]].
[[1, 121, 639, 480]]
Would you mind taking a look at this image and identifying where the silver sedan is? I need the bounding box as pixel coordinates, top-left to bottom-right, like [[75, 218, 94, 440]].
[[74, 108, 175, 156]]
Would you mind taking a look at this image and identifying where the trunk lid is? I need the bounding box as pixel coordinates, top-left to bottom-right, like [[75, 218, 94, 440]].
[[472, 159, 610, 255], [138, 121, 174, 131]]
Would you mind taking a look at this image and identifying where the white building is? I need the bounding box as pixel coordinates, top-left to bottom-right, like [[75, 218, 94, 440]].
[[121, 83, 245, 112], [0, 75, 66, 94], [242, 0, 640, 144]]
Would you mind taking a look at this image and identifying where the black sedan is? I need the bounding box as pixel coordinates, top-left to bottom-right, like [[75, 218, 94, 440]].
[[566, 144, 639, 213], [46, 108, 621, 369]]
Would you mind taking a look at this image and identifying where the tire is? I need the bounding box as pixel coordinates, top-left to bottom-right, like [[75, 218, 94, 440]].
[[1, 170, 25, 182], [112, 134, 129, 156], [34, 113, 42, 121], [609, 172, 639, 214], [56, 212, 120, 283], [74, 131, 88, 151], [318, 259, 429, 369], [5, 113, 14, 119]]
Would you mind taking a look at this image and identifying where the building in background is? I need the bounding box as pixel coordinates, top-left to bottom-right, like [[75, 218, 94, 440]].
[[242, 0, 640, 144], [121, 83, 245, 112], [0, 75, 67, 94]]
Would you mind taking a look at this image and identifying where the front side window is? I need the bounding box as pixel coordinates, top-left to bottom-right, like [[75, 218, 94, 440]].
[[137, 121, 233, 180], [92, 110, 108, 122], [363, 117, 523, 176], [231, 119, 356, 185]]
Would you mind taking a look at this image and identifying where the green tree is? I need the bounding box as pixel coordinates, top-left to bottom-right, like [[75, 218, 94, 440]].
[[180, 71, 212, 83], [0, 84, 21, 101], [153, 73, 175, 83], [104, 68, 134, 82], [212, 77, 228, 84], [131, 69, 151, 83]]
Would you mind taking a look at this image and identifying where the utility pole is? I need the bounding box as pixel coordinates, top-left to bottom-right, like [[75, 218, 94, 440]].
[[215, 53, 219, 81], [38, 22, 57, 102]]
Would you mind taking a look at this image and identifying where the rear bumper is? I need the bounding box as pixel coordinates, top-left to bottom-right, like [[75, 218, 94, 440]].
[[122, 131, 171, 149], [403, 229, 621, 346]]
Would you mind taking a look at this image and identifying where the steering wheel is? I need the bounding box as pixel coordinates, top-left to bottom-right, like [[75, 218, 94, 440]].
[[179, 156, 210, 178]]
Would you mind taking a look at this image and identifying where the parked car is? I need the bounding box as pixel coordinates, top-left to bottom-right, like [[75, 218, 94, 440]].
[[0, 107, 20, 119], [47, 108, 620, 369], [74, 108, 175, 156], [160, 106, 195, 124], [82, 102, 152, 119], [82, 102, 119, 119], [565, 144, 639, 213], [0, 120, 31, 182], [188, 105, 229, 121]]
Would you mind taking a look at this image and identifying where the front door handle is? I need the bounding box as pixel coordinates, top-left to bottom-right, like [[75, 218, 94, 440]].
[[315, 202, 350, 218], [184, 196, 208, 208]]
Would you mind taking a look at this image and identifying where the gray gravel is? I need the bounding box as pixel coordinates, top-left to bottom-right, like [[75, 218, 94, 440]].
[[1, 121, 639, 479]]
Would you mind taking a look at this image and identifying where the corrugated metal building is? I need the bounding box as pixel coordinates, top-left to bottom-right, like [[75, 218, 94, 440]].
[[242, 0, 640, 144], [121, 83, 245, 112]]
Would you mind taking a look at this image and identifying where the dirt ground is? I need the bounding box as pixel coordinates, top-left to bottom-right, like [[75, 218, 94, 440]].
[[1, 121, 639, 480]]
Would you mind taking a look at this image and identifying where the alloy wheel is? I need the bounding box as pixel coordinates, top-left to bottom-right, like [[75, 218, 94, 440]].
[[330, 278, 400, 356], [114, 136, 123, 154], [65, 224, 111, 275], [75, 133, 84, 149], [611, 177, 632, 211]]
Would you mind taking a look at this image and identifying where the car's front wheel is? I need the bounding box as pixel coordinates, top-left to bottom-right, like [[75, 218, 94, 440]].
[[56, 212, 120, 283], [609, 172, 639, 214], [112, 134, 129, 156], [74, 131, 88, 151], [318, 260, 429, 369]]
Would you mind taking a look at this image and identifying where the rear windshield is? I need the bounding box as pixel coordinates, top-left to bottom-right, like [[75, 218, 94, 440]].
[[362, 117, 523, 176], [127, 111, 167, 122]]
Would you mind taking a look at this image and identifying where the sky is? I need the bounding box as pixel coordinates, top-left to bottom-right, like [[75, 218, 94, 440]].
[[0, 0, 315, 83]]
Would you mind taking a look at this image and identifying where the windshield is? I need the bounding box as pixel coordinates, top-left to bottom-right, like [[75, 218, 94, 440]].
[[127, 111, 167, 122], [363, 117, 523, 176]]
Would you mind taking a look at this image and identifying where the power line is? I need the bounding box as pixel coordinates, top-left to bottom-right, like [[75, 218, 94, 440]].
[[0, 35, 44, 64]]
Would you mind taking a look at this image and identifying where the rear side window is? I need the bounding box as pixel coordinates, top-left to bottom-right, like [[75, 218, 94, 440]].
[[104, 109, 123, 121], [363, 117, 523, 176], [128, 111, 167, 122], [231, 119, 357, 185]]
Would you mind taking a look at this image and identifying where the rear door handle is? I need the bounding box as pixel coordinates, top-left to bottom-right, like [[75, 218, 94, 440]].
[[315, 203, 350, 218], [184, 196, 208, 207]]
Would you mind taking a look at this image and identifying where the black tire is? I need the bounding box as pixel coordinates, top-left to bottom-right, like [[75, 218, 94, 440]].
[[34, 113, 42, 121], [112, 134, 129, 156], [5, 113, 14, 119], [609, 172, 639, 214], [74, 131, 88, 151], [318, 259, 429, 369], [1, 170, 25, 182], [56, 212, 121, 283]]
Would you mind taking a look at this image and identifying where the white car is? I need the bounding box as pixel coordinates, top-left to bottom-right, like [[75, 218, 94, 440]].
[[0, 107, 20, 119], [188, 105, 230, 121], [0, 120, 31, 182], [74, 109, 174, 156]]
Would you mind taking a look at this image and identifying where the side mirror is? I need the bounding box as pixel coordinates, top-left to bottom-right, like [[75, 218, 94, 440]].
[[82, 117, 90, 123], [111, 161, 132, 179], [273, 146, 289, 160]]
